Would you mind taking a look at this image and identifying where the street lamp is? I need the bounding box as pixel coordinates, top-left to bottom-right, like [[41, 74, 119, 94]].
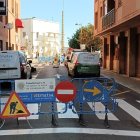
[[75, 23, 83, 40]]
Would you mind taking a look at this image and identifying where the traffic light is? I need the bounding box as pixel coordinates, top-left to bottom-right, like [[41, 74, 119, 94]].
[[0, 0, 7, 16]]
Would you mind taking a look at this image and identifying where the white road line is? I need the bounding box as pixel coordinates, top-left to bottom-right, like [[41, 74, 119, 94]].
[[88, 102, 119, 121], [0, 128, 140, 137], [57, 103, 78, 118], [136, 100, 140, 103], [117, 99, 140, 122], [32, 74, 38, 79]]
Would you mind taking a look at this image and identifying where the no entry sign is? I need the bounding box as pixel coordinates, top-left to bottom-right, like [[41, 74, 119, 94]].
[[55, 81, 77, 103]]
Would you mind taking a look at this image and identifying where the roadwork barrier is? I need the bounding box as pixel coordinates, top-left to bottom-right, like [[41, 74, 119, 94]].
[[0, 77, 118, 128]]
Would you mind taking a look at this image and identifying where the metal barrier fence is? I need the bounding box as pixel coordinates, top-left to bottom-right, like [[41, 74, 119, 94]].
[[0, 77, 118, 128]]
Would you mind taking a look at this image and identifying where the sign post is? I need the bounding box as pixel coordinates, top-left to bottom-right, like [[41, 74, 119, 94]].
[[1, 92, 30, 118], [15, 78, 56, 103], [55, 81, 76, 103]]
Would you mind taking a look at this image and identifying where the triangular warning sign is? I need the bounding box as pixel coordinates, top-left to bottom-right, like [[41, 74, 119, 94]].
[[1, 91, 30, 119]]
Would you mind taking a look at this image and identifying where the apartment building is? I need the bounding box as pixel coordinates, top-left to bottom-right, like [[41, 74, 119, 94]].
[[0, 0, 23, 51], [94, 0, 140, 78], [21, 18, 61, 58]]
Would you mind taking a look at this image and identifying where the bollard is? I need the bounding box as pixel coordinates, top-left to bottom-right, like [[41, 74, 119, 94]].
[[51, 102, 58, 126], [78, 103, 87, 126], [17, 118, 19, 126], [104, 105, 110, 128]]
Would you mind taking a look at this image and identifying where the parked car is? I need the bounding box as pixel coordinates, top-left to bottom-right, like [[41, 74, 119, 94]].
[[0, 50, 32, 80], [67, 52, 100, 77], [65, 49, 87, 68]]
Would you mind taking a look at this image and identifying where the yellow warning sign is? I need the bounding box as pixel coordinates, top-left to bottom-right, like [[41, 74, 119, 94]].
[[1, 92, 30, 118], [84, 86, 101, 96]]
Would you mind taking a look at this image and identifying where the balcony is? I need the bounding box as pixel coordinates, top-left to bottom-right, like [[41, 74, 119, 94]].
[[102, 9, 115, 30]]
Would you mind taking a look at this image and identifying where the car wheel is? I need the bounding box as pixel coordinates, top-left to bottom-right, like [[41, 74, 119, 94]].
[[29, 73, 32, 79], [21, 72, 27, 79], [97, 71, 100, 77]]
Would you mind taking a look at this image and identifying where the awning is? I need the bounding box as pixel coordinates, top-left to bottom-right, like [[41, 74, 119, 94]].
[[15, 19, 24, 28]]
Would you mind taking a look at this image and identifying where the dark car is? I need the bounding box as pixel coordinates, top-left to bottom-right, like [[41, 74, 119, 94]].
[[65, 49, 87, 68], [67, 52, 100, 77]]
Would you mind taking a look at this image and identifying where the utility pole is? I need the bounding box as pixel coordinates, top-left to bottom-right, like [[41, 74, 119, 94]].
[[61, 0, 64, 54]]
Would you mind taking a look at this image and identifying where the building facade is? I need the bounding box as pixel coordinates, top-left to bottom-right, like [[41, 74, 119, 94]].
[[94, 0, 140, 78], [0, 0, 23, 51], [21, 18, 61, 58]]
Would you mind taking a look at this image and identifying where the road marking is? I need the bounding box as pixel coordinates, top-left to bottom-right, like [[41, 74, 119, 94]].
[[88, 102, 119, 121], [136, 100, 140, 103], [32, 74, 38, 79], [112, 90, 131, 96], [57, 103, 78, 118], [0, 128, 140, 137], [117, 99, 140, 122]]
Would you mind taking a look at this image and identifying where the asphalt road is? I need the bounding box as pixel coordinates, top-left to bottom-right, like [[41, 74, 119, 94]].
[[0, 63, 140, 140]]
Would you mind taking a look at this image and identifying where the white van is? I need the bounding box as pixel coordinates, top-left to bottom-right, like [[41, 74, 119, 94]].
[[0, 51, 32, 80]]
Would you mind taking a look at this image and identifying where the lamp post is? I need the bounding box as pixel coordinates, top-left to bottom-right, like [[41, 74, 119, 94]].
[[61, 0, 65, 54], [75, 23, 83, 42]]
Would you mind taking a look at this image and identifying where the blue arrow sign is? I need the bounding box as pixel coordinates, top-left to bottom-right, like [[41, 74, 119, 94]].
[[83, 80, 104, 102]]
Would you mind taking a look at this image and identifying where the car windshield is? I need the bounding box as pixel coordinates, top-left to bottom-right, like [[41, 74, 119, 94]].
[[78, 52, 99, 65]]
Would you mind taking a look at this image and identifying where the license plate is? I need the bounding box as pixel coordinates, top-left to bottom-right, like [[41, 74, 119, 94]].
[[81, 67, 89, 70], [0, 70, 6, 73]]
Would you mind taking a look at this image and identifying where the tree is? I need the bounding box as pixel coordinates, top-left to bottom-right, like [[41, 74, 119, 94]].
[[68, 29, 80, 49], [68, 24, 102, 51]]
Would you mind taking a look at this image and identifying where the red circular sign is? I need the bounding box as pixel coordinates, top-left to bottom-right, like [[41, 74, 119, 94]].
[[55, 81, 77, 103]]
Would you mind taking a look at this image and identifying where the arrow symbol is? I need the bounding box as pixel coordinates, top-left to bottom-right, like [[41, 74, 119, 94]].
[[84, 86, 101, 96]]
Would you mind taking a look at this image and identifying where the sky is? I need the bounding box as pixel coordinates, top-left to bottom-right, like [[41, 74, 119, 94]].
[[20, 0, 94, 45]]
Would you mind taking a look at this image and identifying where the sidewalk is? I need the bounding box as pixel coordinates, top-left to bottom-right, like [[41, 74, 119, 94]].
[[101, 69, 140, 94]]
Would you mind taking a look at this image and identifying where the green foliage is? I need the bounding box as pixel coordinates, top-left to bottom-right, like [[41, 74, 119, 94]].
[[68, 24, 102, 51], [68, 29, 80, 49]]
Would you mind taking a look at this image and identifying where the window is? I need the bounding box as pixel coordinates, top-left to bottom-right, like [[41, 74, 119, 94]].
[[0, 40, 3, 51], [0, 1, 4, 7], [103, 0, 107, 16], [95, 12, 98, 29], [36, 32, 39, 38], [0, 16, 3, 22], [12, 44, 14, 50], [100, 7, 102, 17], [6, 42, 8, 50], [5, 16, 8, 24], [23, 32, 26, 38], [118, 0, 122, 8], [15, 2, 18, 18], [12, 0, 14, 13]]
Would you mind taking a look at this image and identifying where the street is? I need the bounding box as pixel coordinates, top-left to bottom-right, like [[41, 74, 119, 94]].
[[0, 63, 140, 140]]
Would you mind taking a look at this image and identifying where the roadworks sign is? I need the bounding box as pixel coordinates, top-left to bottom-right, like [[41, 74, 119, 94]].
[[1, 92, 30, 118]]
